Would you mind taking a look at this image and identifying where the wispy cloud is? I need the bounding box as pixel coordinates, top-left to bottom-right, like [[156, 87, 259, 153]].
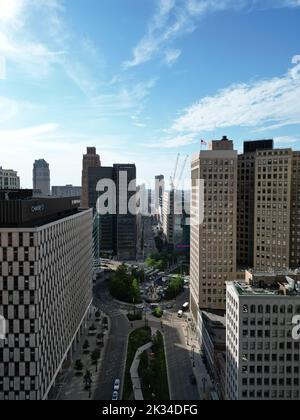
[[0, 96, 35, 123], [0, 123, 59, 142], [274, 135, 300, 146], [143, 133, 197, 148], [171, 57, 300, 134], [0, 55, 5, 79], [124, 0, 300, 69], [164, 48, 181, 66]]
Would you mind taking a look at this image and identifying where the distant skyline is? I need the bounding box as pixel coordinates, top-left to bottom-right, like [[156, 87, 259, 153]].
[[0, 0, 300, 187]]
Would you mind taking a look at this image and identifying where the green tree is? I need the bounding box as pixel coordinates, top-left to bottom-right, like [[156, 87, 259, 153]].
[[91, 349, 101, 364], [131, 279, 141, 304]]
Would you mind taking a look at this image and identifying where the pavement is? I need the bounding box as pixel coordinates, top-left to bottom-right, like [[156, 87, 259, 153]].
[[50, 308, 108, 401], [53, 266, 212, 402], [93, 278, 130, 401]]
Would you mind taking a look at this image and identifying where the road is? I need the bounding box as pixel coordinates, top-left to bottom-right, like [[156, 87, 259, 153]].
[[93, 276, 201, 401], [162, 289, 199, 400], [93, 278, 130, 401]]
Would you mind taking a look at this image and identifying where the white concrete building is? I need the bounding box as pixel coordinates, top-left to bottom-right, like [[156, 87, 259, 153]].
[[0, 191, 93, 400], [226, 272, 300, 400], [0, 167, 20, 190]]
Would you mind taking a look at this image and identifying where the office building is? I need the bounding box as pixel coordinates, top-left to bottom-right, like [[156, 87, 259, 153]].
[[0, 190, 93, 400], [155, 175, 165, 220], [198, 310, 226, 400], [52, 185, 82, 198], [0, 167, 20, 190], [88, 164, 137, 260], [81, 147, 101, 209], [33, 160, 50, 196], [162, 190, 175, 245], [237, 140, 274, 268], [226, 270, 300, 400], [253, 148, 294, 270], [190, 136, 238, 319]]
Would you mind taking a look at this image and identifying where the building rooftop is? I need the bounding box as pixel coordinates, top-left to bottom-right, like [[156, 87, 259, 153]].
[[202, 310, 226, 347], [0, 190, 82, 228], [232, 279, 300, 297]]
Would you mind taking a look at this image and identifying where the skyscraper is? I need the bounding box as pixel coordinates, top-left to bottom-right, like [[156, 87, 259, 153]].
[[237, 142, 300, 271], [190, 136, 238, 320], [0, 167, 20, 190], [226, 271, 300, 401], [52, 185, 82, 198], [81, 147, 101, 208], [237, 140, 274, 268], [0, 190, 93, 400], [32, 160, 50, 196], [87, 163, 137, 260]]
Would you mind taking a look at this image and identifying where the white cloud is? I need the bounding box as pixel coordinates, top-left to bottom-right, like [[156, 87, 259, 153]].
[[0, 55, 6, 79], [143, 133, 197, 148], [274, 135, 300, 145], [124, 0, 300, 69], [0, 0, 25, 26], [0, 123, 59, 142], [164, 48, 181, 66], [172, 57, 300, 133], [0, 96, 34, 123]]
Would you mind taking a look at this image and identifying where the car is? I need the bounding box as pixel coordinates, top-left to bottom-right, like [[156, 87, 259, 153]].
[[177, 310, 184, 318], [112, 391, 119, 400], [189, 374, 197, 386], [114, 379, 121, 391]]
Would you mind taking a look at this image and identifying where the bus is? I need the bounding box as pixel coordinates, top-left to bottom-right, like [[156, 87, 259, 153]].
[[182, 302, 190, 312]]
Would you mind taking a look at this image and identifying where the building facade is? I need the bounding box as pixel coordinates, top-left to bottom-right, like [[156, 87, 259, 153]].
[[226, 272, 300, 400], [0, 191, 93, 400], [190, 136, 238, 319], [237, 140, 274, 268], [0, 167, 20, 190], [33, 160, 50, 196], [51, 185, 82, 198], [87, 164, 137, 260], [81, 147, 101, 209]]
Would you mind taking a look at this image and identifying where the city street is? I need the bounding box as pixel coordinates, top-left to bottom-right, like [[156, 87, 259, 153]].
[[93, 278, 130, 401]]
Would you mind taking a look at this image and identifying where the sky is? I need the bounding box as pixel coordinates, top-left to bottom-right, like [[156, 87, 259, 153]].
[[0, 0, 300, 189]]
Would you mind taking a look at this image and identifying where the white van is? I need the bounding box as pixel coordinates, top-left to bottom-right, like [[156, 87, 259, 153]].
[[177, 310, 184, 318]]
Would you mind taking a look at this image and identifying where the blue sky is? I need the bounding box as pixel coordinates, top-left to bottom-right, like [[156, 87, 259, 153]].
[[0, 0, 300, 188]]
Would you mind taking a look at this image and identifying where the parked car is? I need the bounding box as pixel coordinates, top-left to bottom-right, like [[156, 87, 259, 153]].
[[112, 391, 119, 400], [114, 379, 121, 391]]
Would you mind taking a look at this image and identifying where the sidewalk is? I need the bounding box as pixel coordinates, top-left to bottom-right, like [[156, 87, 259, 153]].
[[53, 307, 111, 400], [183, 320, 214, 400]]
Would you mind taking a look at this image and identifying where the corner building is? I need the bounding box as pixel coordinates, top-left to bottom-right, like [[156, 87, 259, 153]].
[[0, 191, 93, 400]]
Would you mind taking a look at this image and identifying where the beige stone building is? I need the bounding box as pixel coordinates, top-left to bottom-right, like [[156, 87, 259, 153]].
[[81, 147, 101, 208], [190, 136, 238, 318]]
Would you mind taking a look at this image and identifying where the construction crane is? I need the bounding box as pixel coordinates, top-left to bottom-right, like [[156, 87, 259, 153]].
[[175, 155, 189, 190], [170, 153, 180, 190]]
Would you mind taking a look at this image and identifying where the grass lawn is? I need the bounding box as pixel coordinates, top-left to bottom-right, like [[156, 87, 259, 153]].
[[138, 331, 170, 401], [123, 327, 152, 400]]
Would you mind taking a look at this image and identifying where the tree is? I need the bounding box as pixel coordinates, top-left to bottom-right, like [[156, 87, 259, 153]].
[[74, 359, 83, 373], [91, 349, 101, 364], [131, 279, 141, 304], [165, 275, 184, 300], [95, 311, 101, 319]]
